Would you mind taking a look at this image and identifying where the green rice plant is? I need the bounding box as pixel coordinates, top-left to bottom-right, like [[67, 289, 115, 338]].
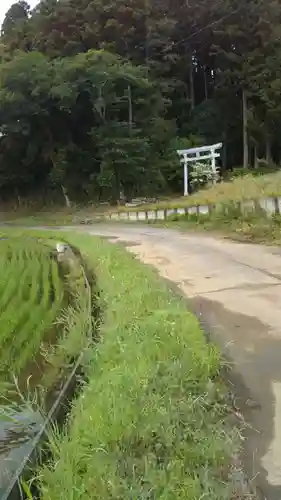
[[50, 259, 64, 306], [0, 238, 65, 389], [0, 254, 42, 349], [41, 257, 51, 308], [21, 479, 34, 500], [6, 277, 61, 371], [0, 255, 28, 313]]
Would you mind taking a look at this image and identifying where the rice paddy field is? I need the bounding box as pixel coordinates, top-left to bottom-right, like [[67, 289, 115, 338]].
[[0, 236, 64, 391], [0, 232, 96, 500]]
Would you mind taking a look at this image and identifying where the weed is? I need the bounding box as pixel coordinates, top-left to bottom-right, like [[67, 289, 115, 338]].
[[114, 171, 281, 213], [160, 203, 281, 245]]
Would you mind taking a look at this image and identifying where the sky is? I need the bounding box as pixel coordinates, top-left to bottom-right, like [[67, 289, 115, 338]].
[[0, 0, 38, 27]]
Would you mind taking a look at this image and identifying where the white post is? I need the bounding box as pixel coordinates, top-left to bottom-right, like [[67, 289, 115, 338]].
[[211, 148, 216, 184], [184, 155, 188, 196], [61, 184, 72, 208], [177, 143, 222, 196]]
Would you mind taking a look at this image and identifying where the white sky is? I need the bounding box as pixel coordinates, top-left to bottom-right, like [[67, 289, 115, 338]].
[[0, 0, 38, 27]]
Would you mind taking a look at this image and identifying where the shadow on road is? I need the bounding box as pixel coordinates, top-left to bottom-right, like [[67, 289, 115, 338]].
[[191, 295, 281, 500]]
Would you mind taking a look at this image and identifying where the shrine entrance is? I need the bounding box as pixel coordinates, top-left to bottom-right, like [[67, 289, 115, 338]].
[[177, 143, 223, 196]]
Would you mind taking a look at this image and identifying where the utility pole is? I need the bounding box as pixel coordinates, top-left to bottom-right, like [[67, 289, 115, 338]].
[[242, 89, 249, 168], [127, 84, 133, 135], [144, 0, 150, 78]]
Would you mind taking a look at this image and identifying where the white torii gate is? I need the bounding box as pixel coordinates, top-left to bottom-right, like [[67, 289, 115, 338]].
[[177, 142, 223, 196]]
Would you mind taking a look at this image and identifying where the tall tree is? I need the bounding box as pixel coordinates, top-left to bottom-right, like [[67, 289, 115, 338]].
[[1, 0, 281, 205], [0, 48, 173, 202], [1, 1, 30, 36]]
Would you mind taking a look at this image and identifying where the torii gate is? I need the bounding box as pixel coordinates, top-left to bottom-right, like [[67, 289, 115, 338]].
[[177, 142, 223, 196]]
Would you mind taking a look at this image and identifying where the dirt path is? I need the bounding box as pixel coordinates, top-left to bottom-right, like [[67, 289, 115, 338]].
[[76, 224, 281, 499]]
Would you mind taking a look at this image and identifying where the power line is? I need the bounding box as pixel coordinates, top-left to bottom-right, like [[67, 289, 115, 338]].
[[160, 5, 245, 55]]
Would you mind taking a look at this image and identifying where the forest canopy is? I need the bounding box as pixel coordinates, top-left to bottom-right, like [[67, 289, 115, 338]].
[[0, 0, 280, 203]]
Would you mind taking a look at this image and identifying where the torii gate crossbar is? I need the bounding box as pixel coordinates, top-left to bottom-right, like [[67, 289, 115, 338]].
[[177, 142, 223, 196]]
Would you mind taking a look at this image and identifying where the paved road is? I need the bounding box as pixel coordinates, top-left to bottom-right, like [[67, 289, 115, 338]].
[[76, 224, 281, 500]]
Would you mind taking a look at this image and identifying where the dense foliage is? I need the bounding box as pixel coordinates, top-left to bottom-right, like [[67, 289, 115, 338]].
[[0, 0, 281, 203]]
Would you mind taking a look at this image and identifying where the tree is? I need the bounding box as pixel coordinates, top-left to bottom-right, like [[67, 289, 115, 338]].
[[1, 0, 281, 205], [1, 1, 30, 36], [0, 48, 173, 202]]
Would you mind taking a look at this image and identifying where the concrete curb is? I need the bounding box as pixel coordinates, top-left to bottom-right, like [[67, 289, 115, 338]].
[[102, 196, 281, 222]]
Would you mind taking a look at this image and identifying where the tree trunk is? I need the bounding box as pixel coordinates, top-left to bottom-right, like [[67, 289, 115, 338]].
[[222, 131, 227, 173], [113, 166, 121, 204], [144, 0, 150, 77], [254, 143, 258, 169], [242, 89, 249, 168], [189, 54, 195, 110], [127, 84, 133, 135], [61, 185, 71, 208], [203, 66, 208, 100], [265, 136, 272, 164]]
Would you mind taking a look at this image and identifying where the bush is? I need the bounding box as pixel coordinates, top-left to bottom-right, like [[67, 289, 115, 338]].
[[190, 162, 218, 190], [230, 162, 279, 180]]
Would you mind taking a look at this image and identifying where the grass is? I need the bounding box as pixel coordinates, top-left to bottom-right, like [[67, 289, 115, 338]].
[[29, 231, 242, 500], [114, 171, 281, 212], [151, 203, 281, 245], [3, 171, 281, 227], [2, 171, 281, 227], [0, 203, 110, 226], [2, 209, 77, 227]]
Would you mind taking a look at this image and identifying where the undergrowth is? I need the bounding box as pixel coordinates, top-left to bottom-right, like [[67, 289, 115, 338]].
[[115, 171, 281, 212], [3, 171, 281, 225], [157, 203, 281, 244]]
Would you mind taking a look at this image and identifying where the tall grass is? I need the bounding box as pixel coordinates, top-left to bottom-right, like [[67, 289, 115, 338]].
[[36, 232, 239, 500], [160, 203, 281, 244], [116, 171, 281, 212]]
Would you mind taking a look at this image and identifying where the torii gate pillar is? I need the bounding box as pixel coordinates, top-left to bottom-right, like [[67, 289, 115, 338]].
[[177, 142, 223, 196]]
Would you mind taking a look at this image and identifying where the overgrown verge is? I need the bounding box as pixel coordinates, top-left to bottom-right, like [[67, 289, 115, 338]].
[[3, 172, 281, 227], [114, 171, 281, 213], [154, 204, 281, 244], [33, 232, 242, 500]]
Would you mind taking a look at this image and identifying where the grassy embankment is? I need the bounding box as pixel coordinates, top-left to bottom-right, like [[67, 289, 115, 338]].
[[25, 231, 243, 500], [3, 172, 281, 244], [117, 171, 281, 211], [2, 171, 281, 227], [140, 172, 281, 244], [152, 204, 281, 244]]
